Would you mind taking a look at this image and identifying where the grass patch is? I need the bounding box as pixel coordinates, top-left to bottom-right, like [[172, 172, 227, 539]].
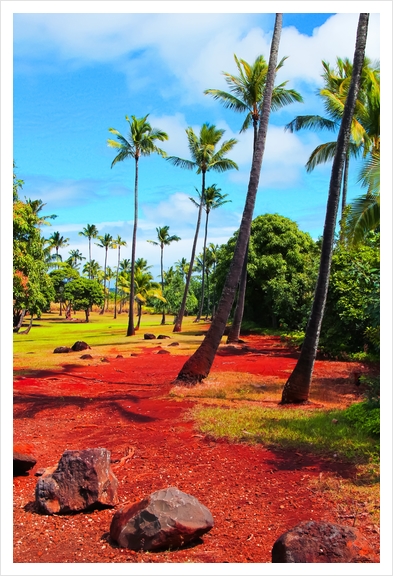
[[188, 403, 379, 466]]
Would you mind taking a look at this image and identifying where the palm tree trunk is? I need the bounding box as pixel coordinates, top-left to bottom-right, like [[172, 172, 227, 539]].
[[100, 248, 108, 314], [173, 171, 206, 332], [227, 240, 249, 343], [127, 156, 139, 336], [339, 150, 350, 241], [281, 13, 369, 404], [88, 237, 92, 279], [175, 13, 283, 383], [160, 244, 166, 325], [114, 246, 120, 319], [196, 209, 210, 321]]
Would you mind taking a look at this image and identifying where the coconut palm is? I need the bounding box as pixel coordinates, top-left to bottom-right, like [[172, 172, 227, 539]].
[[134, 268, 165, 329], [67, 249, 86, 270], [78, 224, 99, 278], [95, 233, 114, 314], [111, 235, 127, 319], [281, 13, 369, 404], [108, 114, 168, 336], [175, 257, 189, 280], [46, 231, 69, 269], [147, 226, 181, 324], [167, 123, 238, 332], [83, 259, 101, 280], [25, 198, 57, 226], [190, 185, 231, 321], [205, 53, 302, 343], [175, 13, 283, 383]]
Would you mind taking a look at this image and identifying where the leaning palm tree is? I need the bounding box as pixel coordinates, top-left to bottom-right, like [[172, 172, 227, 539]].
[[134, 268, 165, 329], [167, 123, 238, 332], [175, 13, 283, 383], [281, 13, 369, 404], [190, 185, 231, 321], [79, 224, 99, 278], [111, 235, 127, 319], [147, 226, 181, 324], [205, 53, 302, 343], [95, 233, 114, 314], [108, 114, 168, 336], [47, 231, 69, 269]]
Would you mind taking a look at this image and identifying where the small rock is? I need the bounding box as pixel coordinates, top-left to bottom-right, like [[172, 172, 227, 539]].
[[71, 341, 91, 352], [101, 358, 110, 363], [331, 418, 338, 424], [80, 354, 93, 360], [144, 333, 156, 340], [13, 452, 37, 476], [157, 335, 171, 339], [116, 355, 123, 359], [53, 346, 71, 354], [271, 520, 377, 563], [156, 349, 170, 354], [168, 342, 180, 347], [110, 486, 214, 551]]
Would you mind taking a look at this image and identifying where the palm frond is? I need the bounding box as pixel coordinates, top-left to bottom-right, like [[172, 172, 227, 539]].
[[285, 115, 337, 133], [346, 193, 380, 245], [306, 142, 337, 172]]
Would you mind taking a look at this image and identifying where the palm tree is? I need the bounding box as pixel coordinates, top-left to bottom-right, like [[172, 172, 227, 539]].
[[119, 258, 131, 274], [105, 266, 115, 311], [25, 198, 57, 226], [147, 226, 181, 324], [175, 13, 283, 383], [95, 233, 114, 314], [112, 235, 127, 319], [134, 268, 165, 329], [47, 231, 69, 269], [83, 259, 101, 280], [108, 114, 168, 336], [281, 13, 369, 404], [205, 53, 302, 343], [67, 249, 86, 270], [190, 185, 231, 321], [167, 123, 238, 332], [79, 224, 99, 278], [175, 257, 189, 280]]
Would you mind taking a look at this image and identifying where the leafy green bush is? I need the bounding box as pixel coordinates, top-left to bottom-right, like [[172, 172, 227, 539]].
[[341, 401, 380, 438]]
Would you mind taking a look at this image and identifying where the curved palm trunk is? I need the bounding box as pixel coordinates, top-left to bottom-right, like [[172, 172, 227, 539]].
[[196, 208, 210, 321], [281, 13, 369, 404], [127, 156, 139, 336], [173, 171, 206, 332], [339, 150, 350, 241], [176, 14, 282, 382], [160, 244, 166, 325], [114, 246, 120, 319], [227, 240, 249, 343]]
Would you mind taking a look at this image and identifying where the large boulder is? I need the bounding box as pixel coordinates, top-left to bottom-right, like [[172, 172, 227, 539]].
[[110, 486, 214, 551], [71, 341, 91, 351], [272, 521, 377, 563], [35, 448, 119, 515]]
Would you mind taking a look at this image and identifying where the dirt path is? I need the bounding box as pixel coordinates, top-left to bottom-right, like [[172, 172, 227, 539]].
[[13, 336, 379, 564]]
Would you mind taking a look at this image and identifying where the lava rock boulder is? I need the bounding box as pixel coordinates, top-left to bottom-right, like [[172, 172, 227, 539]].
[[110, 486, 214, 551]]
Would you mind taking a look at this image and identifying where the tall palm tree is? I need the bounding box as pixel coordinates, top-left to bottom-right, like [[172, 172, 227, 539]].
[[83, 259, 101, 280], [95, 233, 114, 314], [67, 249, 86, 270], [112, 235, 127, 319], [79, 224, 99, 278], [147, 226, 181, 324], [134, 268, 165, 329], [108, 114, 168, 336], [205, 53, 302, 343], [281, 13, 369, 404], [190, 185, 231, 321], [47, 231, 69, 269], [25, 198, 57, 226], [175, 13, 283, 383], [167, 123, 238, 332]]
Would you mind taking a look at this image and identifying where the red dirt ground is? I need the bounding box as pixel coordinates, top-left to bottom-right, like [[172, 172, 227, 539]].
[[13, 335, 380, 564]]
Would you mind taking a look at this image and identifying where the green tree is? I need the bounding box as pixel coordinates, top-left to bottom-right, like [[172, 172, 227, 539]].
[[108, 114, 168, 336], [46, 231, 69, 268], [67, 249, 86, 270], [147, 226, 181, 325], [95, 233, 114, 314], [205, 52, 302, 343], [134, 267, 165, 329], [112, 235, 127, 319], [63, 277, 104, 322], [167, 123, 238, 332], [176, 13, 283, 383], [281, 13, 369, 404], [49, 264, 80, 317], [83, 259, 101, 280], [78, 224, 99, 278]]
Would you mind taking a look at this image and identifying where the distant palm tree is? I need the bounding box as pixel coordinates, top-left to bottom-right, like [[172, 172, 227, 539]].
[[79, 224, 99, 278], [25, 198, 57, 226], [175, 257, 189, 280], [67, 249, 86, 270], [147, 226, 181, 324], [105, 266, 115, 311], [167, 122, 238, 332], [108, 114, 168, 336], [47, 231, 69, 269], [111, 235, 127, 319], [95, 233, 114, 314], [134, 268, 165, 329], [83, 259, 101, 280], [190, 185, 231, 321]]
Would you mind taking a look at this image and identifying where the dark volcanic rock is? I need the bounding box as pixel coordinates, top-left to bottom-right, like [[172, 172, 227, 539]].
[[157, 335, 171, 339], [13, 452, 37, 476], [110, 486, 214, 551], [156, 349, 170, 354], [53, 346, 71, 354], [272, 521, 377, 563], [71, 341, 91, 352], [144, 333, 156, 340], [168, 342, 180, 347], [80, 354, 93, 360], [35, 448, 119, 515]]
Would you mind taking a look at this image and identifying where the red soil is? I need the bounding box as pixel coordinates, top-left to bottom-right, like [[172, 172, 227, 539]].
[[13, 336, 380, 564]]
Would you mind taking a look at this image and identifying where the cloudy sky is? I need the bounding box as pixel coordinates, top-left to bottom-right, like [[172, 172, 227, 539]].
[[5, 4, 385, 280]]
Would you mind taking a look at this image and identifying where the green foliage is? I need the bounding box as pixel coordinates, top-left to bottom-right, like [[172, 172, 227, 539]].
[[320, 233, 380, 356], [63, 277, 104, 320], [215, 214, 318, 330], [341, 401, 380, 438]]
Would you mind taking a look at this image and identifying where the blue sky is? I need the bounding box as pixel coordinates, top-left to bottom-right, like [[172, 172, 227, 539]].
[[7, 6, 384, 282]]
